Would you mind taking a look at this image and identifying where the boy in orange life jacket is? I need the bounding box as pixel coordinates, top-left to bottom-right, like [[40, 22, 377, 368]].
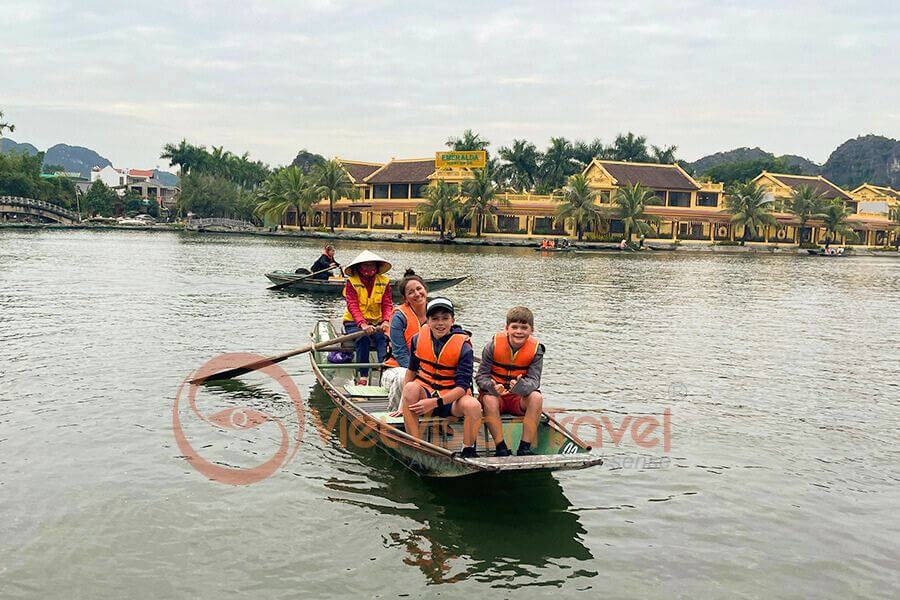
[[475, 306, 544, 457], [400, 297, 482, 459]]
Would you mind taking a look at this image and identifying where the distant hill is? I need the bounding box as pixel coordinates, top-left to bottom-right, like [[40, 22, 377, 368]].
[[0, 138, 40, 156], [689, 147, 772, 174], [687, 147, 821, 177], [152, 169, 180, 187], [779, 154, 822, 176], [43, 144, 112, 178], [822, 135, 899, 189]]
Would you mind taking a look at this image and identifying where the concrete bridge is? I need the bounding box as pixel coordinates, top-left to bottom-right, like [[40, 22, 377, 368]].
[[186, 217, 257, 232], [0, 196, 81, 224]]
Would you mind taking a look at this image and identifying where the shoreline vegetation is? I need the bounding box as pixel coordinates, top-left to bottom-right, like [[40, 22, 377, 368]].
[[3, 221, 897, 256]]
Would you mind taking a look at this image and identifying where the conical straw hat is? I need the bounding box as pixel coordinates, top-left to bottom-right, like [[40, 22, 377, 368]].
[[345, 250, 392, 276]]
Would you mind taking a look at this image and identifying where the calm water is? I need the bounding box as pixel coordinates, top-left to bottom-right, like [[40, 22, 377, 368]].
[[1, 229, 898, 599]]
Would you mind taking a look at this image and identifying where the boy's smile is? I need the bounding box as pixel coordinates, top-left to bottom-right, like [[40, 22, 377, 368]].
[[427, 311, 453, 337], [506, 322, 533, 348]]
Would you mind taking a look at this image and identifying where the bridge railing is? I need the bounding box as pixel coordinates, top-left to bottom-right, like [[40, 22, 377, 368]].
[[185, 217, 257, 231], [0, 196, 80, 220]]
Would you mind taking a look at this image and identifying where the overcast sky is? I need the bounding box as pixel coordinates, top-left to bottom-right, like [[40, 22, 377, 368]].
[[2, 0, 897, 170]]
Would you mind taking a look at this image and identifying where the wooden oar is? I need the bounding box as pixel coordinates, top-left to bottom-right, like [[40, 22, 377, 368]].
[[267, 264, 339, 291], [190, 330, 368, 384]]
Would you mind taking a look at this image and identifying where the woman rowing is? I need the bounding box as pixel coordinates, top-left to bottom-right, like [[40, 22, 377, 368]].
[[342, 250, 393, 385], [382, 269, 428, 410]]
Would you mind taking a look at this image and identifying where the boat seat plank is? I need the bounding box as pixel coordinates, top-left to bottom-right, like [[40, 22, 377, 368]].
[[344, 385, 389, 397]]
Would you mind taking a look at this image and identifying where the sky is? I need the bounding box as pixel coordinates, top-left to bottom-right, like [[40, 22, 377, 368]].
[[1, 0, 898, 170]]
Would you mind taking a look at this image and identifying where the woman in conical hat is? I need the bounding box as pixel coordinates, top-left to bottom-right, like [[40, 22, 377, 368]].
[[342, 250, 393, 385]]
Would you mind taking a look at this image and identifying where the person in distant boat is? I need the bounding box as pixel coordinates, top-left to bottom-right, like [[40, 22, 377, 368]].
[[476, 306, 544, 457], [638, 235, 646, 250], [382, 269, 428, 411], [342, 250, 393, 385], [401, 297, 482, 458], [618, 238, 628, 250], [306, 244, 341, 279]]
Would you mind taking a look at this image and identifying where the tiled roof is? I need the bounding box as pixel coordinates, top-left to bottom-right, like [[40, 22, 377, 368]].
[[365, 159, 435, 184], [127, 169, 154, 178], [768, 174, 851, 200], [596, 160, 699, 191], [338, 160, 382, 184]]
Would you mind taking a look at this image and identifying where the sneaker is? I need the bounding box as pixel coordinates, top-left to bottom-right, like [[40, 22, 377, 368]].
[[494, 447, 512, 458], [459, 446, 478, 459], [517, 446, 535, 457]]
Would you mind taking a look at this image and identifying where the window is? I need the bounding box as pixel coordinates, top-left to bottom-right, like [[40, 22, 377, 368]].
[[410, 183, 426, 198], [648, 190, 666, 206], [390, 184, 409, 199], [609, 219, 625, 233], [668, 192, 691, 207], [598, 191, 611, 204], [497, 215, 523, 233], [697, 192, 718, 207], [373, 185, 388, 199]]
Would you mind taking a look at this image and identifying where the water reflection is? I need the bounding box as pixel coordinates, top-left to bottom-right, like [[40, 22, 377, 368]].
[[307, 385, 594, 585]]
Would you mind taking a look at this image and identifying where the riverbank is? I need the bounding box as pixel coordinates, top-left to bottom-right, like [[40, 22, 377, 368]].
[[3, 221, 899, 257]]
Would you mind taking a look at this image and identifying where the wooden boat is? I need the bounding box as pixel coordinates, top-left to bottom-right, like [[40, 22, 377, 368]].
[[807, 248, 847, 257], [266, 272, 467, 297], [534, 246, 574, 253], [309, 319, 603, 477]]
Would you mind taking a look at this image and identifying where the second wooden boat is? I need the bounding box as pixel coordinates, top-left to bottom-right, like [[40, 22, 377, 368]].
[[266, 272, 468, 297]]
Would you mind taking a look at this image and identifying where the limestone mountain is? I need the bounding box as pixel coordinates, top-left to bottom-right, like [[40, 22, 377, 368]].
[[43, 143, 112, 178], [821, 135, 899, 189], [0, 138, 40, 156]]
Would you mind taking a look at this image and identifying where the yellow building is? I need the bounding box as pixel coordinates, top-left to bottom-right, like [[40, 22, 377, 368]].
[[288, 154, 895, 247], [752, 172, 896, 246]]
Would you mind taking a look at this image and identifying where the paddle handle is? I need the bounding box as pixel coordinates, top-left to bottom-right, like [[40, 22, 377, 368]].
[[190, 329, 369, 383], [268, 264, 338, 290]]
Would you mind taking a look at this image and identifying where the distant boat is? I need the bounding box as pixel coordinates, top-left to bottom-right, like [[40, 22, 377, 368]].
[[309, 319, 603, 477], [807, 248, 847, 257], [265, 271, 467, 298]]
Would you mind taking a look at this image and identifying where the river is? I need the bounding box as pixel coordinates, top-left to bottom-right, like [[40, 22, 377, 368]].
[[1, 229, 898, 598]]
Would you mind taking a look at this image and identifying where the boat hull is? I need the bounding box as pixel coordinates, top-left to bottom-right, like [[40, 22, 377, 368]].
[[267, 273, 467, 297], [309, 320, 603, 477]]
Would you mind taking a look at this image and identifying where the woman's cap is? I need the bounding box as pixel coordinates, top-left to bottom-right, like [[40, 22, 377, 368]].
[[426, 297, 454, 317]]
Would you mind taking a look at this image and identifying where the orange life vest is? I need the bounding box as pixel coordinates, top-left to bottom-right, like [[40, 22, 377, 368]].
[[490, 332, 539, 386], [413, 325, 469, 392], [383, 303, 422, 368]]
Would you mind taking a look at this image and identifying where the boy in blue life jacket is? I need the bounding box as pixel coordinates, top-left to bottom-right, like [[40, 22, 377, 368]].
[[400, 297, 483, 458]]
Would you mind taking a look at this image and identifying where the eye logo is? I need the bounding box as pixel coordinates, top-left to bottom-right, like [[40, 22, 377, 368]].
[[173, 353, 305, 485]]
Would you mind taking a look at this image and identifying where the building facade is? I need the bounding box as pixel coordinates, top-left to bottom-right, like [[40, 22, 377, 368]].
[[280, 155, 897, 247]]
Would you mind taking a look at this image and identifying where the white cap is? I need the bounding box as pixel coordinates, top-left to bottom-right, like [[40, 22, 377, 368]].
[[426, 297, 454, 317]]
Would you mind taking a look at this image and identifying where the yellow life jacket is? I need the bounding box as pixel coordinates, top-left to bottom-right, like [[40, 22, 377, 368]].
[[343, 274, 390, 323]]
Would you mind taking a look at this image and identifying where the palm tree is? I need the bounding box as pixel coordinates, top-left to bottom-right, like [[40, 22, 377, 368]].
[[786, 185, 827, 244], [539, 137, 577, 191], [650, 144, 678, 164], [725, 181, 777, 245], [461, 167, 509, 236], [609, 132, 650, 162], [890, 205, 900, 247], [160, 139, 194, 176], [572, 138, 605, 169], [446, 129, 489, 152], [821, 200, 858, 244], [555, 174, 602, 241], [0, 109, 14, 136], [255, 172, 290, 228], [497, 139, 540, 192], [417, 181, 461, 239], [313, 159, 357, 232], [614, 184, 661, 244]]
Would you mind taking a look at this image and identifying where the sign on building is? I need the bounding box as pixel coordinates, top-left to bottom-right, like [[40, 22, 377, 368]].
[[435, 151, 487, 168]]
